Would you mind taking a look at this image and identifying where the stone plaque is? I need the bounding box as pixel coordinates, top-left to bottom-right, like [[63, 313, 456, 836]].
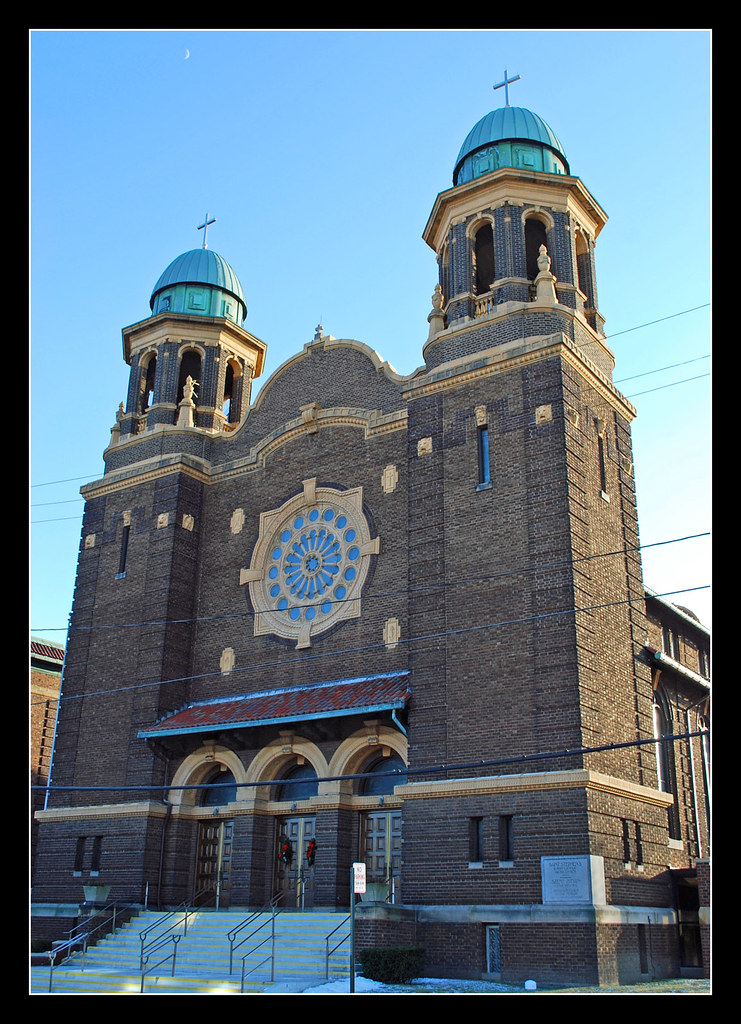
[[541, 855, 606, 905]]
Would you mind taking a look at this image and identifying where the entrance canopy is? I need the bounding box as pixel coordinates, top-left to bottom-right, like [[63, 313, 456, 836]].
[[138, 671, 410, 739]]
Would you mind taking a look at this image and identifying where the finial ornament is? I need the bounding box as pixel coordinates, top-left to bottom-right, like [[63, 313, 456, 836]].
[[493, 69, 521, 106], [197, 213, 216, 248]]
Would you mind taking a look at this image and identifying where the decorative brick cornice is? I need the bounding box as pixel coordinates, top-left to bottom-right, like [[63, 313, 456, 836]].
[[34, 801, 169, 823], [395, 768, 673, 808], [405, 331, 636, 420], [84, 406, 409, 499]]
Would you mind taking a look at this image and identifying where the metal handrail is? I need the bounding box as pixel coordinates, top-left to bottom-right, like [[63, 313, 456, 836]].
[[138, 885, 213, 964], [46, 902, 139, 992], [140, 934, 181, 993], [239, 934, 275, 993], [228, 892, 283, 974], [324, 915, 351, 979]]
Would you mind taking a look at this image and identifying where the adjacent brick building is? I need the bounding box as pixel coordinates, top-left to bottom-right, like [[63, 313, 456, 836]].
[[30, 637, 63, 873], [32, 100, 710, 985]]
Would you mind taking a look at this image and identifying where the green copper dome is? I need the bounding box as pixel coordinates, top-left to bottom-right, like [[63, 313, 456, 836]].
[[454, 106, 569, 186], [150, 248, 247, 325]]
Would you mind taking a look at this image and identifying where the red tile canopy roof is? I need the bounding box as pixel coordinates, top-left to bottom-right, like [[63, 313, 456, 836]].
[[138, 671, 411, 739]]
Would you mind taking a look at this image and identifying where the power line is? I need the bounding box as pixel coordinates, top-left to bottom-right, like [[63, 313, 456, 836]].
[[614, 353, 709, 384], [604, 303, 710, 340], [626, 373, 710, 399], [30, 729, 708, 794], [30, 531, 710, 636], [28, 305, 711, 498], [32, 584, 709, 709]]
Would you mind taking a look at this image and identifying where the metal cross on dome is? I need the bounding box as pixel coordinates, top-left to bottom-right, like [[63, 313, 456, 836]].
[[493, 69, 521, 106], [197, 213, 216, 249]]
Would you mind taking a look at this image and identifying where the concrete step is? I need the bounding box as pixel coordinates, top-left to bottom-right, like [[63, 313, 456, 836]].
[[29, 965, 257, 994], [32, 908, 352, 994]]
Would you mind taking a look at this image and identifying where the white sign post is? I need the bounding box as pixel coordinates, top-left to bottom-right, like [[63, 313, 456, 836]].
[[350, 863, 366, 992]]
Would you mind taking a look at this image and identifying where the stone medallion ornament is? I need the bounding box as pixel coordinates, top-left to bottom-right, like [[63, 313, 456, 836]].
[[240, 478, 380, 649]]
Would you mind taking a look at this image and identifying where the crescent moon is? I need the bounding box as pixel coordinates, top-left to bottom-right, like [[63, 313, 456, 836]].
[[185, 49, 190, 60]]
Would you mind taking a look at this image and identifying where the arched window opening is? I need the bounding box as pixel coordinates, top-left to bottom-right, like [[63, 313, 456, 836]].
[[198, 766, 237, 807], [222, 358, 242, 423], [575, 232, 590, 297], [139, 354, 157, 415], [177, 349, 202, 407], [525, 218, 549, 281], [360, 754, 408, 796], [474, 223, 495, 295], [276, 762, 318, 802]]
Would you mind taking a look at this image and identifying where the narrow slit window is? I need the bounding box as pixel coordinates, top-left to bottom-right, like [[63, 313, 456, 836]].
[[477, 424, 491, 487], [469, 816, 484, 862], [499, 815, 513, 862], [598, 432, 608, 495], [74, 837, 86, 873], [117, 524, 130, 578]]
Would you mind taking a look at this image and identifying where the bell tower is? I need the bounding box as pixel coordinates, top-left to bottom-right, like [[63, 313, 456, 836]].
[[423, 80, 608, 375], [114, 221, 266, 442], [406, 79, 652, 800]]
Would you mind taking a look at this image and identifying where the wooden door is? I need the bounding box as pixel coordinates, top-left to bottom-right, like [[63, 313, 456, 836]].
[[276, 816, 316, 908], [195, 819, 233, 907], [362, 811, 402, 902]]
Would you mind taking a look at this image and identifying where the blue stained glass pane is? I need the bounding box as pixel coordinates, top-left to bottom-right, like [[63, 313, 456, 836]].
[[345, 529, 356, 542], [272, 548, 282, 560], [336, 516, 347, 529], [269, 566, 278, 579], [321, 600, 332, 614], [281, 530, 291, 542], [348, 547, 359, 560], [294, 517, 304, 529], [289, 607, 301, 620], [305, 607, 316, 620], [324, 509, 334, 521], [277, 598, 288, 610], [344, 567, 356, 581], [309, 509, 319, 521], [335, 586, 346, 600], [270, 584, 280, 597]]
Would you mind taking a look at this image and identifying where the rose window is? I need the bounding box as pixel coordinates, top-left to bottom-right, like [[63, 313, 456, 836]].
[[241, 478, 380, 648]]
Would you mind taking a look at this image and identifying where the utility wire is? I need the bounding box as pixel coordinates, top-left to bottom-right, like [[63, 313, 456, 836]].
[[28, 305, 711, 498], [614, 354, 709, 384], [30, 729, 708, 794], [604, 303, 710, 340], [30, 531, 710, 636], [32, 584, 709, 708], [28, 363, 711, 520], [626, 373, 710, 399]]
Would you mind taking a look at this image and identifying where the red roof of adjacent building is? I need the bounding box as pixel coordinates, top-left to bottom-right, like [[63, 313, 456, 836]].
[[138, 671, 411, 739], [30, 639, 65, 663]]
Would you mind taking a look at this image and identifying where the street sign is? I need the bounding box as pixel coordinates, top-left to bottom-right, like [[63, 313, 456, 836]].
[[352, 862, 366, 894]]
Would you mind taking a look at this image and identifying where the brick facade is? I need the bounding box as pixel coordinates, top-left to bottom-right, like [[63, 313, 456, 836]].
[[32, 104, 709, 986]]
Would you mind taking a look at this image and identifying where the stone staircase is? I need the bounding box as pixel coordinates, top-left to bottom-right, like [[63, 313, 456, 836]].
[[30, 908, 353, 994]]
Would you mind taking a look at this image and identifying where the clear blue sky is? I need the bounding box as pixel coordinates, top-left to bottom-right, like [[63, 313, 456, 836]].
[[30, 28, 711, 644]]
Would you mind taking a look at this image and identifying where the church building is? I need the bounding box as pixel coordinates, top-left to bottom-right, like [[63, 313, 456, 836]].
[[32, 91, 710, 987]]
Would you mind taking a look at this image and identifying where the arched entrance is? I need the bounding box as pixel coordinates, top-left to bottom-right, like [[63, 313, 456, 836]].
[[360, 754, 407, 903], [274, 763, 318, 908], [194, 766, 237, 907]]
